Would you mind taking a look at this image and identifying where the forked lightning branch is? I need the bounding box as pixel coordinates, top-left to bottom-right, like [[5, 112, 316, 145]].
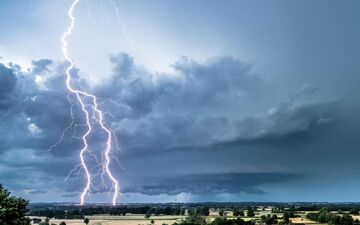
[[59, 0, 120, 206]]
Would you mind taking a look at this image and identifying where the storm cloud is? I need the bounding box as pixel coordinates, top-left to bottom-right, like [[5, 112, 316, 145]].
[[0, 51, 345, 203], [121, 172, 302, 196]]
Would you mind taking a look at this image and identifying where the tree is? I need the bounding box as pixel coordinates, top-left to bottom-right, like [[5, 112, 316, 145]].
[[233, 208, 240, 217], [306, 212, 318, 221], [188, 208, 195, 216], [283, 212, 290, 224], [181, 208, 186, 215], [196, 207, 210, 216], [60, 222, 67, 225], [154, 208, 161, 216], [178, 214, 207, 225], [0, 184, 31, 225], [164, 207, 172, 215], [84, 217, 90, 224], [151, 219, 155, 224], [247, 208, 255, 217], [145, 209, 152, 219], [340, 214, 354, 225], [219, 209, 224, 216], [261, 214, 278, 225], [239, 210, 245, 217], [211, 217, 255, 225], [211, 217, 233, 225], [350, 209, 359, 215]]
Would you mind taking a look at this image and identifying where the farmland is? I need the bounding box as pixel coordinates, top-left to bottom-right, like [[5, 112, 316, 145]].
[[28, 203, 360, 225]]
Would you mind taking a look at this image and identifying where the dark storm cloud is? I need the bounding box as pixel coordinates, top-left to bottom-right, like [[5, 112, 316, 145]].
[[0, 61, 82, 156], [226, 99, 337, 145], [96, 54, 266, 121], [0, 54, 341, 198], [97, 54, 337, 157], [0, 63, 17, 110], [0, 61, 91, 198], [121, 172, 302, 195]]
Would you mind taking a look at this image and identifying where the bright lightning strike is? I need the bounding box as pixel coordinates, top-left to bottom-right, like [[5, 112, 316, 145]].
[[60, 0, 120, 206]]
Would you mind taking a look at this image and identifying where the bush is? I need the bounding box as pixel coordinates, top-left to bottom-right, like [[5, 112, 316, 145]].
[[175, 214, 207, 225]]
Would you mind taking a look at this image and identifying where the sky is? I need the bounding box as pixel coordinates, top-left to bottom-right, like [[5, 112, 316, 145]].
[[0, 0, 360, 203]]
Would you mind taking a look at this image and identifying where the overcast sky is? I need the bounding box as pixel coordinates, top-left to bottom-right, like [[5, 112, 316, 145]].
[[1, 0, 360, 203]]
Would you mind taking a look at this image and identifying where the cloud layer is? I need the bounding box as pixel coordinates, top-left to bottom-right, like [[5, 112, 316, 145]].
[[0, 53, 345, 202]]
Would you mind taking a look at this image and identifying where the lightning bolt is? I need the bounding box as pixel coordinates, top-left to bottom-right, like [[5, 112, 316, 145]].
[[60, 0, 120, 206]]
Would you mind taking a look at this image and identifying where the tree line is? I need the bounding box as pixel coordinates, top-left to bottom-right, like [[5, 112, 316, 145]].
[[306, 208, 359, 225], [30, 205, 188, 219]]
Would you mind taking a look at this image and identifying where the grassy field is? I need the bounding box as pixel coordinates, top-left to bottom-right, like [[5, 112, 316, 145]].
[[290, 217, 318, 224], [49, 218, 178, 225], [47, 214, 184, 225]]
